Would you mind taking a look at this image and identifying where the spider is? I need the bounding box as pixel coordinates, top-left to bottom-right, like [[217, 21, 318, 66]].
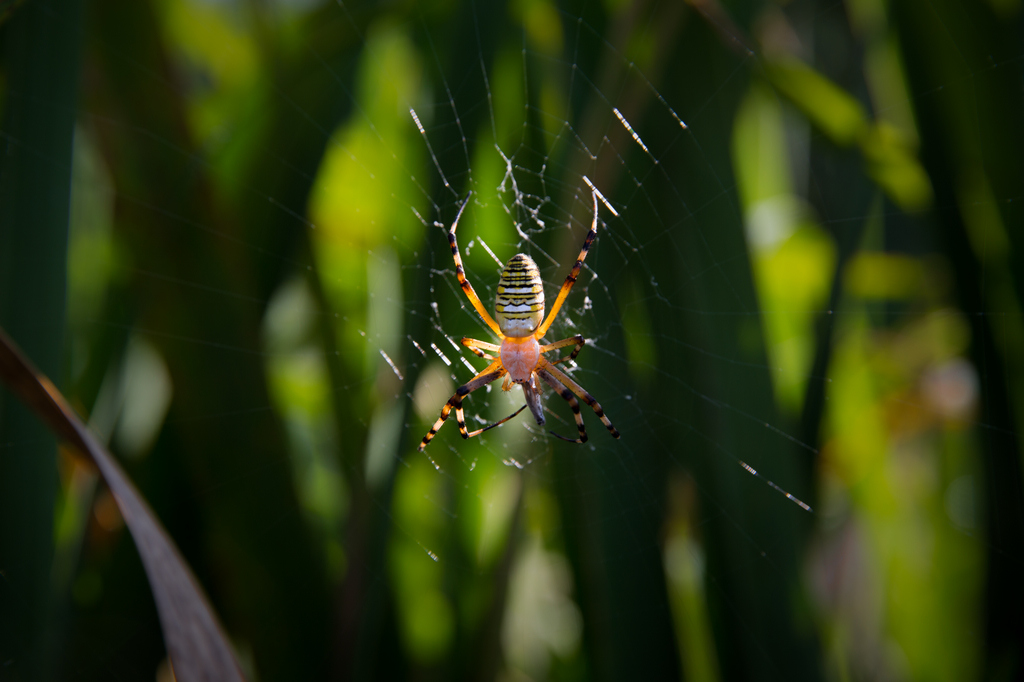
[[418, 182, 620, 451]]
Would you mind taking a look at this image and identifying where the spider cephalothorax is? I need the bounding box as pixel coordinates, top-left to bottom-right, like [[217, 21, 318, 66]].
[[418, 180, 620, 451]]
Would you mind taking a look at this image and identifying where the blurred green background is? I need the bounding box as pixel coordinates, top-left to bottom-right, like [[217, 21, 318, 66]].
[[1, 0, 1023, 679]]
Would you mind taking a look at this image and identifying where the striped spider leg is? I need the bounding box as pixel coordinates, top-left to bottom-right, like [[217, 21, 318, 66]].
[[417, 181, 619, 452], [417, 357, 527, 447]]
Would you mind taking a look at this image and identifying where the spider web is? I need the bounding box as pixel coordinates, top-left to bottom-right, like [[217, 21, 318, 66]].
[[217, 3, 1023, 678], [343, 11, 817, 497], [305, 3, 824, 677]]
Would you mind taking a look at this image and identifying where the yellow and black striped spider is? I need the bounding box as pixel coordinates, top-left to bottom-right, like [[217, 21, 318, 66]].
[[418, 182, 620, 451]]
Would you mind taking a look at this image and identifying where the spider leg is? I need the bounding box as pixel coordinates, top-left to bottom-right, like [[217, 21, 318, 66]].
[[465, 404, 528, 437], [447, 193, 503, 338], [536, 187, 602, 338], [540, 335, 585, 364], [463, 346, 494, 360], [418, 359, 504, 451], [522, 375, 545, 425], [537, 369, 587, 443], [539, 360, 620, 439], [462, 337, 500, 360]]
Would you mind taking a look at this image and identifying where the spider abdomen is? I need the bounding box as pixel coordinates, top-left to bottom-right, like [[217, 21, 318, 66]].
[[495, 253, 545, 337]]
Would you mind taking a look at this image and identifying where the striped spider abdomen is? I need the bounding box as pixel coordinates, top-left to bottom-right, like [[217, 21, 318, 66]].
[[495, 253, 544, 337]]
